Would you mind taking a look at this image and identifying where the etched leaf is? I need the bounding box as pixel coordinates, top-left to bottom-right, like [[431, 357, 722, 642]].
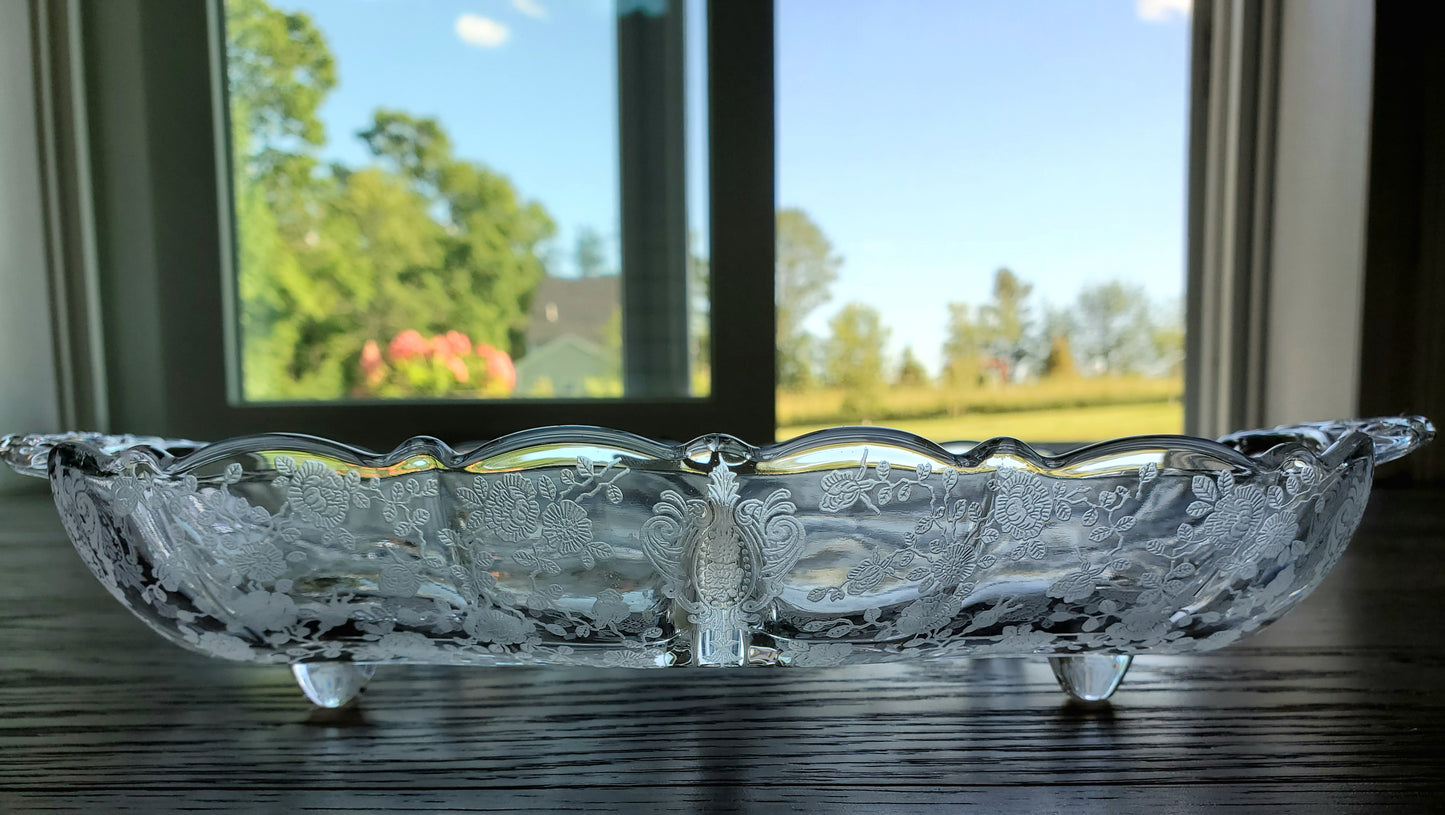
[[942, 468, 958, 490], [605, 484, 623, 504], [576, 457, 594, 475], [978, 555, 997, 569], [274, 455, 295, 476], [1114, 515, 1136, 532], [1168, 561, 1197, 579], [457, 486, 485, 507], [877, 483, 893, 505], [539, 477, 557, 501], [1187, 501, 1213, 517], [1089, 526, 1113, 542], [916, 461, 932, 478], [1027, 540, 1046, 560], [513, 549, 538, 567], [539, 558, 562, 576], [1082, 507, 1099, 526], [1192, 475, 1218, 502], [1138, 462, 1158, 483], [1267, 485, 1286, 508], [807, 587, 829, 603], [1218, 470, 1235, 495], [906, 567, 931, 581], [877, 460, 890, 477], [897, 483, 912, 502]]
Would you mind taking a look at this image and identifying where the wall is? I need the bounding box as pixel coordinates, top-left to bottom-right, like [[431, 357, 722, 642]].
[[1262, 0, 1374, 426], [0, 2, 61, 493]]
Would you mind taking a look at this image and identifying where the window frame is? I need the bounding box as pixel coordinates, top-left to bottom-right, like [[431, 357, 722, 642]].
[[28, 0, 1379, 451], [62, 0, 775, 451]]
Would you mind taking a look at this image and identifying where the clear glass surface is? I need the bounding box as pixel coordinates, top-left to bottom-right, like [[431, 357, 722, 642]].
[[3, 417, 1431, 672]]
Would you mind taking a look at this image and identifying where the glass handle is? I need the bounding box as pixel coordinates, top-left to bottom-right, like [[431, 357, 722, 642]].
[[1219, 415, 1434, 466], [0, 432, 206, 479]]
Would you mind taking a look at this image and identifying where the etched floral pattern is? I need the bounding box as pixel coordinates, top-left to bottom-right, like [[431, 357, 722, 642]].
[[484, 473, 540, 541], [20, 418, 1420, 676]]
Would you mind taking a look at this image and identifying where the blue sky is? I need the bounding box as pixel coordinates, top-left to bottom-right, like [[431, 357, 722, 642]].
[[261, 0, 1190, 375]]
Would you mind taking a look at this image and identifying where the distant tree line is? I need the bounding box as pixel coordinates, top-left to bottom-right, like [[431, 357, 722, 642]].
[[773, 209, 1185, 412]]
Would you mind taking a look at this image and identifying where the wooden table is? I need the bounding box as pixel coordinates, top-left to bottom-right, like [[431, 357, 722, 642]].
[[2, 485, 1443, 812]]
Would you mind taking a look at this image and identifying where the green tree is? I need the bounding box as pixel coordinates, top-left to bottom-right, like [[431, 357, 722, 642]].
[[941, 302, 984, 389], [895, 345, 930, 387], [776, 208, 842, 388], [978, 267, 1034, 380], [226, 0, 558, 400], [824, 302, 890, 419], [1149, 297, 1185, 375], [225, 0, 336, 175], [1043, 334, 1080, 379], [574, 227, 608, 278], [1072, 281, 1155, 374]]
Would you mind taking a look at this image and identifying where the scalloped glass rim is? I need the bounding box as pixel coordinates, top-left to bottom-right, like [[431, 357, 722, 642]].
[[4, 415, 1432, 480], [1, 416, 1432, 707]]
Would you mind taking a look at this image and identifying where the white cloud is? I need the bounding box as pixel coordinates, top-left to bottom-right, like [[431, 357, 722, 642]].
[[512, 0, 548, 20], [1136, 0, 1191, 23], [455, 13, 510, 48]]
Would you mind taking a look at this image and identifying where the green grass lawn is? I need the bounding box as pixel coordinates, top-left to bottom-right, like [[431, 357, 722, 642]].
[[777, 400, 1184, 444]]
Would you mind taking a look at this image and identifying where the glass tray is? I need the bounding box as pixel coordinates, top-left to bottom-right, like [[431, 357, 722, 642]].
[[2, 416, 1431, 706]]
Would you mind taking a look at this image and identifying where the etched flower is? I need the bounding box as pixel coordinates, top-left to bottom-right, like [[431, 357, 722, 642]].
[[589, 589, 632, 629], [993, 470, 1052, 539], [1329, 470, 1370, 543], [110, 474, 141, 517], [786, 641, 852, 667], [895, 594, 957, 637], [1202, 484, 1268, 544], [1046, 570, 1099, 604], [541, 499, 592, 553], [229, 589, 299, 632], [1254, 512, 1300, 561], [233, 541, 287, 582], [356, 630, 436, 660], [286, 460, 350, 528], [485, 473, 539, 541], [463, 607, 535, 645], [931, 540, 978, 587], [820, 469, 869, 512], [992, 624, 1057, 652], [197, 631, 256, 661], [844, 556, 887, 594]]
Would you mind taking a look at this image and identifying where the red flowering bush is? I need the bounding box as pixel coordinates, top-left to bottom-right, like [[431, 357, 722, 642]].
[[356, 329, 516, 398]]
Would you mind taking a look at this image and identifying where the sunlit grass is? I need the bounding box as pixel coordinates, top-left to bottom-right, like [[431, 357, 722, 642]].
[[777, 400, 1185, 444], [776, 376, 1182, 427]]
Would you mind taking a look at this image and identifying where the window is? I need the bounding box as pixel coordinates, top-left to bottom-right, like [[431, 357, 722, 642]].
[[30, 0, 1377, 450], [66, 0, 774, 449], [773, 0, 1189, 442]]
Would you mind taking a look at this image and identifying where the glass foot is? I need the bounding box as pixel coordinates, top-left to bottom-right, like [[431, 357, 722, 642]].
[[291, 662, 376, 708], [1048, 654, 1132, 702]]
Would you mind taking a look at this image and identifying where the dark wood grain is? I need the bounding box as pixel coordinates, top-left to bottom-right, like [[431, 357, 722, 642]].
[[2, 487, 1444, 813]]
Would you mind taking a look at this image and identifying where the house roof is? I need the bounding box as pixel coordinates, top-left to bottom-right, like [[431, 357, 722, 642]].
[[525, 274, 620, 348]]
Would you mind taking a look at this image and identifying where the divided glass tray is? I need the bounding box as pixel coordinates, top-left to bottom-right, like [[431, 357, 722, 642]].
[[2, 416, 1431, 707]]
